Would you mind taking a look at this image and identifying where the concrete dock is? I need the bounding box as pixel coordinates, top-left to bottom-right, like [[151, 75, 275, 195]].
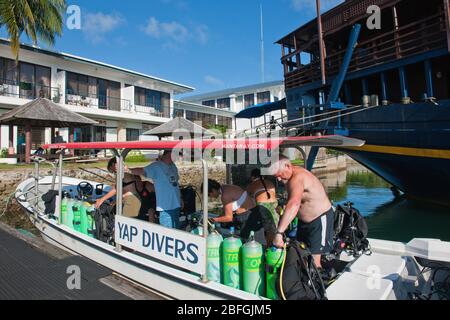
[[0, 223, 165, 300]]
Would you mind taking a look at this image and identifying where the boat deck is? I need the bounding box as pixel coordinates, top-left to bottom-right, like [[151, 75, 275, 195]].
[[0, 223, 163, 300]]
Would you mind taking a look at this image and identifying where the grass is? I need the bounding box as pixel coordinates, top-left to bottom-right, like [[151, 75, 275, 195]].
[[291, 159, 305, 167]]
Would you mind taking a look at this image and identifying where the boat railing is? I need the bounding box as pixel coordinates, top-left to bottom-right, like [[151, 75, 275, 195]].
[[283, 11, 448, 89]]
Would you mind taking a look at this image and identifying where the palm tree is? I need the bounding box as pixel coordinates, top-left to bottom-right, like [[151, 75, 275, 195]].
[[0, 0, 66, 60]]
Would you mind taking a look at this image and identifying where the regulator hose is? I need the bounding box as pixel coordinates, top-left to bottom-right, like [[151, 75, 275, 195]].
[[278, 242, 288, 301]]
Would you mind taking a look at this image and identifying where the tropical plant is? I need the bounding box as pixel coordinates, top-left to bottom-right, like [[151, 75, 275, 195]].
[[0, 0, 66, 60]]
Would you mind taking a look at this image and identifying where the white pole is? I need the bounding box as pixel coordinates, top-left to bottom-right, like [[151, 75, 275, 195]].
[[57, 151, 63, 225], [115, 151, 123, 252], [201, 158, 209, 283], [260, 3, 265, 83]]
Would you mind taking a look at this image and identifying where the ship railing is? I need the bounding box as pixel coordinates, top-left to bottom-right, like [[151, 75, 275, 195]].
[[283, 11, 448, 88]]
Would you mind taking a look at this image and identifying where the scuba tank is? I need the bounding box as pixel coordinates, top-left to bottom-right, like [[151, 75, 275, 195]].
[[206, 226, 223, 283], [72, 199, 81, 232], [265, 246, 285, 300], [79, 202, 90, 235], [64, 198, 74, 229], [222, 227, 242, 289], [86, 206, 96, 238], [191, 225, 204, 236], [288, 217, 298, 238], [60, 197, 68, 225], [242, 231, 265, 296]]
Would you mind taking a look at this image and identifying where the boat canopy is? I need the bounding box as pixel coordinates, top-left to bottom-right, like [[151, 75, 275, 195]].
[[234, 98, 286, 119], [42, 135, 364, 151]]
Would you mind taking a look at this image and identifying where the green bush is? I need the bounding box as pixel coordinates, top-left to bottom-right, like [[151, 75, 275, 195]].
[[125, 151, 146, 163], [0, 148, 8, 158]]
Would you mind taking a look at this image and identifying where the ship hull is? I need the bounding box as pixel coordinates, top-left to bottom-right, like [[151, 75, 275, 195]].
[[335, 100, 450, 205]]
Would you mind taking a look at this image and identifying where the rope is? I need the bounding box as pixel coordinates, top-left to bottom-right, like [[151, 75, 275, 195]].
[[238, 104, 379, 139], [234, 103, 368, 137], [0, 191, 17, 220]]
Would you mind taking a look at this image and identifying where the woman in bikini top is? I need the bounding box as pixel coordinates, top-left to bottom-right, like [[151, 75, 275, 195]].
[[201, 179, 254, 222], [203, 179, 266, 244]]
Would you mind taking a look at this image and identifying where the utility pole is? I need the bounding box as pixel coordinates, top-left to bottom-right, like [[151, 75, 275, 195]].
[[260, 3, 265, 83]]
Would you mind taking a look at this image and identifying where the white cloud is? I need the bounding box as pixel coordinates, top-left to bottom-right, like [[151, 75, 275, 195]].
[[204, 75, 224, 87], [291, 0, 344, 12], [142, 17, 208, 46], [83, 12, 124, 44]]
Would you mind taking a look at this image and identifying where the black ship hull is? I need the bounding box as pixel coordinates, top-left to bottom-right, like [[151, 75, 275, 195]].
[[336, 100, 450, 206]]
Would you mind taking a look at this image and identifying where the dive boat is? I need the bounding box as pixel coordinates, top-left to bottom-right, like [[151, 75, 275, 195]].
[[14, 136, 450, 300]]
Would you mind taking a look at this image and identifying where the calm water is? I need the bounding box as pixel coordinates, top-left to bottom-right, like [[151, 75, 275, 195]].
[[319, 165, 450, 242]]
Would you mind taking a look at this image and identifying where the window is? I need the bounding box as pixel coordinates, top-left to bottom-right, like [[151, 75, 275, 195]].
[[126, 128, 141, 141], [257, 91, 271, 104], [135, 86, 170, 116], [244, 94, 254, 108], [202, 100, 215, 107], [94, 126, 106, 142], [173, 108, 184, 118], [217, 97, 230, 109], [217, 116, 232, 129]]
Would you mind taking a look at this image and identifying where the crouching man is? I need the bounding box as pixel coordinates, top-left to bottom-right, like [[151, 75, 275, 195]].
[[268, 155, 334, 268]]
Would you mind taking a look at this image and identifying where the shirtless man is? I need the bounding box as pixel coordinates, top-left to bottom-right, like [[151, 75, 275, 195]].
[[268, 155, 334, 268]]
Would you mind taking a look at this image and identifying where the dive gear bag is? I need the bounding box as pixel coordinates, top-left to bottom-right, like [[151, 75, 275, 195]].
[[333, 202, 370, 257], [94, 203, 115, 245], [277, 240, 327, 300]]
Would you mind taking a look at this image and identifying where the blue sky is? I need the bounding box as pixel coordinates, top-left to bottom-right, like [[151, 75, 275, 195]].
[[1, 0, 343, 95]]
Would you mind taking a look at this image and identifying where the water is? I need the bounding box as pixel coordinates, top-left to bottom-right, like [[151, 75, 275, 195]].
[[320, 164, 450, 242]]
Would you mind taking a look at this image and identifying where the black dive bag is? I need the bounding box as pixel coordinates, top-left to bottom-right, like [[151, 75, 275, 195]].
[[94, 203, 115, 245], [333, 202, 370, 257], [277, 240, 327, 300]]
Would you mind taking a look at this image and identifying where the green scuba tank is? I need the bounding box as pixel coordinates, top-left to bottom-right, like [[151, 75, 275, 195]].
[[64, 199, 74, 229], [207, 227, 223, 283], [86, 206, 96, 238], [72, 200, 81, 232], [79, 202, 90, 235], [265, 247, 285, 300], [60, 197, 68, 224], [191, 225, 203, 236], [242, 231, 265, 296], [222, 227, 242, 289]]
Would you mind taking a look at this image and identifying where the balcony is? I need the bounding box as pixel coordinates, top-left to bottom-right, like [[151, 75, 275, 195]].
[[282, 12, 448, 89], [65, 90, 131, 112], [135, 103, 168, 118], [0, 79, 61, 102]]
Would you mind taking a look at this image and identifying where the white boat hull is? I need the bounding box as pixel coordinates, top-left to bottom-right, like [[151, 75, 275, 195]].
[[15, 176, 450, 300]]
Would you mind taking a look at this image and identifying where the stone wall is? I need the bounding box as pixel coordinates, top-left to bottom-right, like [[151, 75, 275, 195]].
[[0, 162, 227, 231]]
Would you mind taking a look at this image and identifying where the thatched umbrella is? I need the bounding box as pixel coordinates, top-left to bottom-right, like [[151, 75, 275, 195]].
[[0, 98, 97, 163], [143, 117, 217, 138]]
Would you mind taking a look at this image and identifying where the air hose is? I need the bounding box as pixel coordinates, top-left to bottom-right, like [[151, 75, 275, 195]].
[[278, 242, 288, 300]]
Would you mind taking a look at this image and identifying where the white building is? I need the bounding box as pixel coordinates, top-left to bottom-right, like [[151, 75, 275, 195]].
[[180, 81, 286, 132], [0, 39, 236, 154]]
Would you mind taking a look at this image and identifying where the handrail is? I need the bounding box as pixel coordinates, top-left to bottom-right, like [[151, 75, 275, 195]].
[[66, 89, 131, 111]]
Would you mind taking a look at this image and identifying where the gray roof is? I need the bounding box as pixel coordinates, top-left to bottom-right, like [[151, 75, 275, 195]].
[[143, 117, 216, 137], [0, 38, 194, 94], [181, 80, 284, 102], [0, 98, 98, 127]]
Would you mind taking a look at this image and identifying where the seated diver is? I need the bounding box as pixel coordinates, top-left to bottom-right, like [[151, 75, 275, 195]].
[[246, 168, 280, 246], [95, 158, 156, 222], [202, 179, 266, 245]]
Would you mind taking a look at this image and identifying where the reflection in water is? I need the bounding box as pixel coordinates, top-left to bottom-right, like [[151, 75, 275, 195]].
[[319, 164, 450, 242]]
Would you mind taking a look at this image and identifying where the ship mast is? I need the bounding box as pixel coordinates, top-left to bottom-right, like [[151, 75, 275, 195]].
[[316, 0, 326, 85]]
